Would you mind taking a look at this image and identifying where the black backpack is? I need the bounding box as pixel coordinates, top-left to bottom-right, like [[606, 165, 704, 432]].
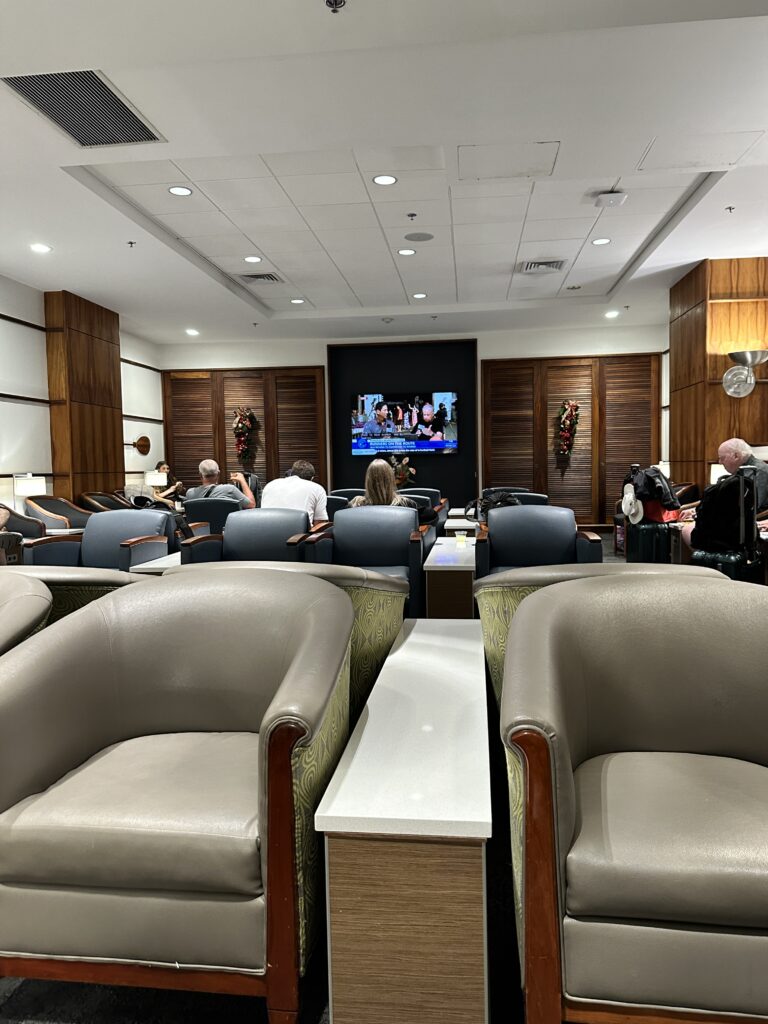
[[465, 490, 521, 523], [691, 470, 757, 554]]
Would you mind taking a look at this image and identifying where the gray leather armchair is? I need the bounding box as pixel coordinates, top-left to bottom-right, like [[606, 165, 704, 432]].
[[180, 508, 312, 564], [399, 486, 450, 531], [24, 495, 92, 529], [79, 491, 133, 512], [0, 572, 51, 654], [325, 494, 349, 521], [330, 488, 365, 501], [475, 504, 601, 578], [23, 509, 174, 570], [304, 505, 425, 615], [182, 496, 243, 534], [3, 565, 151, 623], [0, 569, 353, 1024], [475, 563, 726, 703], [166, 561, 408, 724], [501, 574, 768, 1023], [0, 502, 45, 538]]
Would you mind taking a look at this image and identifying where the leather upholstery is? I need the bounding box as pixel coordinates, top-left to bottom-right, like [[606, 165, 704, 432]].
[[25, 496, 92, 529], [0, 570, 353, 974], [482, 486, 530, 496], [330, 488, 365, 500], [80, 492, 133, 511], [0, 502, 45, 538], [399, 487, 449, 532], [180, 508, 310, 563], [165, 559, 410, 593], [502, 574, 768, 1016], [325, 494, 349, 521], [2, 565, 151, 622], [80, 510, 173, 569], [478, 504, 599, 577], [513, 492, 549, 505], [182, 497, 243, 534], [0, 573, 51, 655]]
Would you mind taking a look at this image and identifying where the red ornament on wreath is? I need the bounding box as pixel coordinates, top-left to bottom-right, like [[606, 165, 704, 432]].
[[557, 400, 580, 458]]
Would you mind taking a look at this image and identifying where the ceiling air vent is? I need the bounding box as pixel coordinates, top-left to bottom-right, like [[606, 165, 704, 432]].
[[1, 70, 162, 147], [518, 259, 567, 275], [241, 273, 283, 283]]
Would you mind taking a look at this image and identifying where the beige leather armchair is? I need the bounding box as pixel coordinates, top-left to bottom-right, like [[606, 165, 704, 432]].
[[3, 565, 152, 623], [0, 572, 51, 654], [0, 569, 353, 1024], [501, 574, 768, 1023]]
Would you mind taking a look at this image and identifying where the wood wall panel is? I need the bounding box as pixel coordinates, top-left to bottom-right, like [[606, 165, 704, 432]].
[[545, 361, 597, 521], [221, 371, 268, 481], [44, 291, 123, 500], [670, 260, 709, 322], [709, 256, 768, 301], [707, 302, 768, 381], [671, 383, 705, 462], [164, 373, 215, 490], [274, 370, 327, 485], [601, 355, 659, 515], [481, 362, 536, 491], [670, 303, 707, 391]]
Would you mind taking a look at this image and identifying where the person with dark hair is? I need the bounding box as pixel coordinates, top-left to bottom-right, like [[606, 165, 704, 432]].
[[260, 459, 328, 524], [361, 401, 396, 437], [350, 459, 437, 526], [151, 460, 184, 507]]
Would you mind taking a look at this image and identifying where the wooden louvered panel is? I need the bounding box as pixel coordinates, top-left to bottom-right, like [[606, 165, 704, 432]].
[[545, 364, 596, 521], [222, 371, 267, 482], [482, 364, 535, 489], [602, 356, 657, 520], [166, 373, 214, 490], [274, 370, 327, 484]]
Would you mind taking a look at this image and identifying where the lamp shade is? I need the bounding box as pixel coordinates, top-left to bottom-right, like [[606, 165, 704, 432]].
[[13, 474, 46, 497], [710, 463, 728, 485], [653, 461, 671, 479], [144, 471, 167, 488]]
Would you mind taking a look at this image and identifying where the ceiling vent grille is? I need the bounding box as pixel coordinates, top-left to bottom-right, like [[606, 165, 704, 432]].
[[241, 273, 283, 283], [1, 70, 162, 147], [518, 259, 567, 275]]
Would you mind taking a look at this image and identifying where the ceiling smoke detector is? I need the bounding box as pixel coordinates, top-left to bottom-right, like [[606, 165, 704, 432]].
[[405, 232, 434, 242]]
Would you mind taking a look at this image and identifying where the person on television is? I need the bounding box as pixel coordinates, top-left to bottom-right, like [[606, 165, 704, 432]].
[[361, 401, 396, 436], [413, 403, 444, 441], [434, 402, 448, 434]]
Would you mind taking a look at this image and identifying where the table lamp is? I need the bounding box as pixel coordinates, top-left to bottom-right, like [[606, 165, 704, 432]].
[[13, 474, 46, 513], [710, 463, 728, 485], [144, 471, 167, 489]]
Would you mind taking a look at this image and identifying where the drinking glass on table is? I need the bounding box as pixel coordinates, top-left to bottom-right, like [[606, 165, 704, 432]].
[[456, 530, 468, 547]]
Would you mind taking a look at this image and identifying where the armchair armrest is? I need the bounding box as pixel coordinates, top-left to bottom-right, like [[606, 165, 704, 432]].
[[187, 521, 211, 536], [286, 521, 332, 547], [118, 534, 169, 570], [24, 499, 70, 530], [179, 533, 223, 564], [474, 528, 490, 578], [576, 530, 602, 563], [23, 535, 81, 566]]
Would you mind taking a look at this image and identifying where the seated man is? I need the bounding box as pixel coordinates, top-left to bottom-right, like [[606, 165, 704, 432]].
[[260, 459, 327, 525], [412, 402, 444, 441], [184, 459, 255, 509], [682, 438, 768, 548]]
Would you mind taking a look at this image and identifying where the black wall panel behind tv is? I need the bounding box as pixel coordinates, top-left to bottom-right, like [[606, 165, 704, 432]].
[[328, 338, 477, 507]]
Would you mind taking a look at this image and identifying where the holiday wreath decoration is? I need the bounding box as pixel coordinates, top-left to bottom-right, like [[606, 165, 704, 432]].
[[388, 454, 416, 488], [232, 406, 261, 469], [558, 399, 580, 457]]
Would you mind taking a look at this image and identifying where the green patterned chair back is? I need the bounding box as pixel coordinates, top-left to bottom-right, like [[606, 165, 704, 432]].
[[2, 566, 153, 623]]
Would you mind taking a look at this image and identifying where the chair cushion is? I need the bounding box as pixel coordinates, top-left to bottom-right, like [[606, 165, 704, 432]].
[[567, 752, 768, 928], [0, 732, 261, 897], [361, 565, 409, 580]]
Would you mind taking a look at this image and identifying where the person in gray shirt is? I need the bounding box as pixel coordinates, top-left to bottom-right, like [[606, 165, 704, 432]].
[[184, 459, 255, 509], [361, 401, 396, 436]]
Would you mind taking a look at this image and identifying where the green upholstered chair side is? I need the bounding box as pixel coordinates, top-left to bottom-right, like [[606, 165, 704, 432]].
[[475, 584, 540, 704]]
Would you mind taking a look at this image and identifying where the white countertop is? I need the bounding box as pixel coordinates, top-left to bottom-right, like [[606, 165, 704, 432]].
[[129, 552, 182, 574], [316, 618, 491, 839], [424, 536, 477, 570], [448, 507, 472, 518], [445, 518, 478, 533]]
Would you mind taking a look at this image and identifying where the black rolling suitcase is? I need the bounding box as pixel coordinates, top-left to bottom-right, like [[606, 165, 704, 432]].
[[625, 521, 671, 563]]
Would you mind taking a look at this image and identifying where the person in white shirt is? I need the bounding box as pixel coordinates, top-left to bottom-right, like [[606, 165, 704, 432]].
[[260, 460, 328, 525]]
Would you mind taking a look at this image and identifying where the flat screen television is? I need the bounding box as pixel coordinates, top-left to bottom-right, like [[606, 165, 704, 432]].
[[351, 392, 458, 456]]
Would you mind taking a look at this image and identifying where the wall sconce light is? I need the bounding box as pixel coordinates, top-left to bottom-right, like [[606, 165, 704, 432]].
[[124, 435, 151, 456], [13, 473, 46, 512], [722, 350, 768, 398]]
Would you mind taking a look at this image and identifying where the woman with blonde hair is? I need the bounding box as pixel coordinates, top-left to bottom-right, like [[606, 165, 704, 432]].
[[350, 459, 437, 525]]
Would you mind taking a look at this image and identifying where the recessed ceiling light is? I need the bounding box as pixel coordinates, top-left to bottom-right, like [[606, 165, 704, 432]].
[[290, 298, 305, 304], [169, 186, 193, 196], [185, 328, 200, 336], [604, 310, 620, 319], [413, 292, 427, 299], [244, 255, 262, 263], [373, 174, 397, 186], [30, 243, 52, 254], [591, 237, 611, 246], [398, 248, 416, 256]]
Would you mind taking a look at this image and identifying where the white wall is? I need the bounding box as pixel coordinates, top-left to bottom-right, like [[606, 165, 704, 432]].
[[120, 333, 165, 479]]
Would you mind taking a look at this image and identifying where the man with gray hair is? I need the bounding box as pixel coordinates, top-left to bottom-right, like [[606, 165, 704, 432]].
[[681, 438, 768, 548], [184, 460, 255, 509]]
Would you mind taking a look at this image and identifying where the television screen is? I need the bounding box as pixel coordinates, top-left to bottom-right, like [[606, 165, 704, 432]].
[[351, 392, 458, 456]]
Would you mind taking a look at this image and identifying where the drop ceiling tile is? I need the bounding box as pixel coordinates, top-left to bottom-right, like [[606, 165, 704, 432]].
[[601, 187, 688, 217], [173, 155, 271, 180], [262, 150, 356, 176], [532, 177, 617, 196], [407, 287, 457, 305], [93, 160, 181, 187], [560, 269, 616, 294], [517, 238, 583, 262], [251, 229, 323, 253], [197, 178, 288, 210], [374, 199, 452, 228], [184, 232, 259, 258], [279, 173, 368, 206], [212, 256, 280, 275], [243, 281, 295, 297], [229, 207, 308, 232], [302, 287, 361, 308], [314, 228, 388, 252], [508, 279, 564, 298], [639, 132, 764, 171], [394, 246, 455, 270], [458, 142, 559, 180], [354, 146, 446, 172], [457, 276, 510, 302], [528, 193, 599, 220], [454, 244, 518, 269], [332, 250, 398, 273], [120, 183, 217, 215], [576, 240, 637, 267], [451, 195, 528, 224], [522, 217, 596, 242], [263, 296, 317, 310], [267, 251, 339, 274], [352, 287, 408, 306], [453, 222, 523, 246], [450, 180, 532, 199], [156, 211, 235, 236], [594, 213, 661, 237], [617, 172, 700, 190], [365, 172, 449, 204], [299, 204, 379, 231], [383, 225, 452, 248]]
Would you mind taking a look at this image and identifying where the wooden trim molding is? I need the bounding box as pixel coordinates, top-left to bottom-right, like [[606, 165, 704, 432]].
[[123, 414, 164, 424], [120, 358, 162, 373]]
